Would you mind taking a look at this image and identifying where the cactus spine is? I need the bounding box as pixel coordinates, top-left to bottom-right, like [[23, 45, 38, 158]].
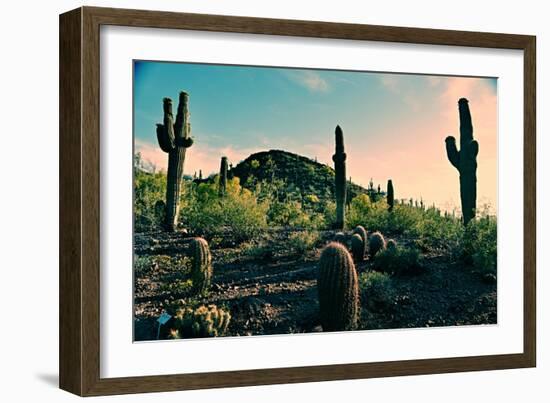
[[219, 156, 228, 197], [387, 179, 394, 212], [445, 98, 478, 226], [189, 237, 212, 295], [332, 125, 347, 230], [156, 92, 194, 231], [317, 242, 359, 331]]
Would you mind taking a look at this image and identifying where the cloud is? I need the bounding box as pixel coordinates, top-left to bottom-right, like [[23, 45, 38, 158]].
[[283, 70, 329, 92]]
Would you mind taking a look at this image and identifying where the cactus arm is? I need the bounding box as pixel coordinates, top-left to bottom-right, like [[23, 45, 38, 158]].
[[174, 92, 186, 140], [458, 97, 473, 147], [445, 136, 460, 169], [174, 92, 194, 148], [156, 124, 174, 153], [162, 98, 176, 149], [468, 140, 479, 158]]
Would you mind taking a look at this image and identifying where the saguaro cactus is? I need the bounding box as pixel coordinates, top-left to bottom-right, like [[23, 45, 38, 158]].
[[387, 179, 394, 212], [445, 98, 478, 226], [156, 92, 194, 231], [332, 125, 347, 230], [317, 242, 359, 331], [218, 156, 228, 197]]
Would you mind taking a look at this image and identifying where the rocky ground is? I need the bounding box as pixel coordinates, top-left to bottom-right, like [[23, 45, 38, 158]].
[[133, 229, 496, 341]]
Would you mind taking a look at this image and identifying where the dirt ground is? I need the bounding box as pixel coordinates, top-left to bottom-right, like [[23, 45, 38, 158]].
[[133, 230, 496, 341]]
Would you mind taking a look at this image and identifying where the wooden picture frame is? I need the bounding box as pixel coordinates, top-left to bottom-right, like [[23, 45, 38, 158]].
[[59, 6, 536, 396]]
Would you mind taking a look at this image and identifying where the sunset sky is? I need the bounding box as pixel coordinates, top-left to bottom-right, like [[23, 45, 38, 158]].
[[134, 61, 497, 213]]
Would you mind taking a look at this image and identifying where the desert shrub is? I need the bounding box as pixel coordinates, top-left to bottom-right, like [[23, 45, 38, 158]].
[[414, 209, 463, 254], [462, 215, 497, 275], [267, 200, 325, 229], [133, 155, 167, 231], [372, 245, 422, 276], [169, 304, 231, 339], [287, 230, 321, 255], [359, 271, 394, 311], [240, 241, 275, 261], [181, 178, 269, 241], [158, 279, 194, 295]]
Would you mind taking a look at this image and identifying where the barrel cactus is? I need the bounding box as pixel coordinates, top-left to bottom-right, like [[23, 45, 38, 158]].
[[352, 225, 368, 244], [332, 125, 347, 230], [219, 156, 228, 197], [368, 231, 386, 257], [387, 179, 394, 212], [350, 233, 365, 263], [445, 98, 478, 225], [156, 92, 194, 231], [170, 304, 231, 338], [334, 231, 347, 246], [317, 242, 359, 331], [189, 237, 212, 295], [386, 238, 398, 251]]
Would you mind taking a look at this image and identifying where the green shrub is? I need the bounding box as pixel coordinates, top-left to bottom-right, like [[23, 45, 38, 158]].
[[287, 230, 320, 255], [462, 215, 497, 275], [133, 155, 167, 231], [372, 245, 422, 276], [158, 279, 193, 295], [267, 200, 325, 229], [359, 271, 394, 311], [180, 178, 269, 241], [240, 241, 274, 261]]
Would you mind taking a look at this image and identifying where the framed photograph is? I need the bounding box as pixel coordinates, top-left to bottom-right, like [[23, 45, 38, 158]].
[[59, 6, 536, 396]]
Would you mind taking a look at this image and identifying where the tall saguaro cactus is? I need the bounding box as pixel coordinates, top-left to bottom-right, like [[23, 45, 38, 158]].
[[156, 92, 194, 231], [445, 98, 478, 226], [218, 156, 228, 197], [387, 179, 394, 212], [332, 125, 347, 230]]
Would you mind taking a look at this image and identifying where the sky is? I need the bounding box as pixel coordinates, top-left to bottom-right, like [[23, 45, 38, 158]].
[[134, 60, 497, 213]]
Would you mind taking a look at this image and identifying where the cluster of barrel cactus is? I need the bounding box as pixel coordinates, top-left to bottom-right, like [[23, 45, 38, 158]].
[[189, 237, 212, 296], [155, 92, 194, 231], [317, 242, 359, 331], [169, 304, 231, 339]]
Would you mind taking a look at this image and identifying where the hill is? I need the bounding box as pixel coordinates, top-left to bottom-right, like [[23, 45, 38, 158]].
[[228, 149, 375, 202]]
